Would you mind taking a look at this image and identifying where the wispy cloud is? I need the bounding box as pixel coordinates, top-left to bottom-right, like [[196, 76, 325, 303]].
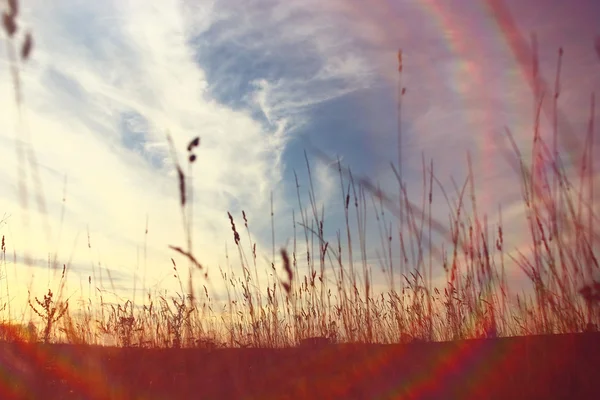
[[0, 0, 597, 306], [0, 0, 394, 299]]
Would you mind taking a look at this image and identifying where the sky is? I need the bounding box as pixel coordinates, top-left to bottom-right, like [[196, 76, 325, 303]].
[[0, 0, 598, 316]]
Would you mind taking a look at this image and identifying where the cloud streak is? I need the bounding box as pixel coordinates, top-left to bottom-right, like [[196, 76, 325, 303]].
[[0, 0, 597, 307]]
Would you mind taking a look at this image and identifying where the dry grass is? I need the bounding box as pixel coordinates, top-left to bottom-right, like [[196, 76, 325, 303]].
[[0, 0, 598, 352]]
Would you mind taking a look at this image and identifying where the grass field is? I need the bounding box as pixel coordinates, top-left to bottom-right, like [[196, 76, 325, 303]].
[[0, 1, 599, 399]]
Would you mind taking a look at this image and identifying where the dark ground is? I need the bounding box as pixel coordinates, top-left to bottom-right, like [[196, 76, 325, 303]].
[[0, 332, 598, 399]]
